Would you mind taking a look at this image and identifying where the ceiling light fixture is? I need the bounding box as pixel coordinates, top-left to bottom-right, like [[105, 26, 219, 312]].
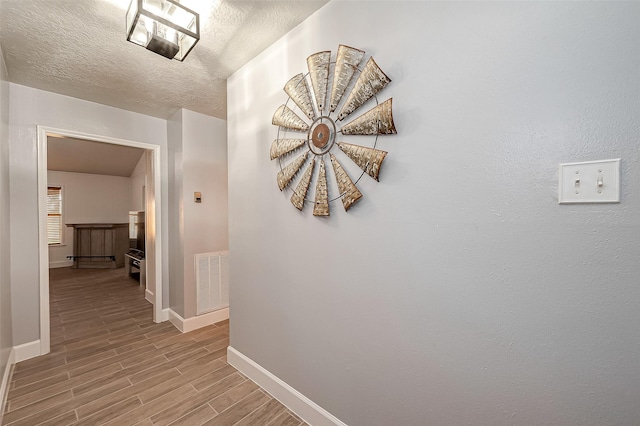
[[126, 0, 199, 61]]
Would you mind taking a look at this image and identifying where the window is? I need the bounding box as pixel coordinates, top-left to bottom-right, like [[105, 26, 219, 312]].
[[129, 211, 139, 239], [47, 186, 63, 245]]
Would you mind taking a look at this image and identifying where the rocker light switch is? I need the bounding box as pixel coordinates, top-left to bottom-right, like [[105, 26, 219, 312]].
[[559, 159, 620, 204]]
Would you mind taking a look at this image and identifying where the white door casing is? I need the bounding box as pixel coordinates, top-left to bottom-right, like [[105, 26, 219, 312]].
[[37, 125, 164, 355]]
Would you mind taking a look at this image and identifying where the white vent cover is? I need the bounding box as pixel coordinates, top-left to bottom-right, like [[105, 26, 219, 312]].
[[195, 251, 229, 315]]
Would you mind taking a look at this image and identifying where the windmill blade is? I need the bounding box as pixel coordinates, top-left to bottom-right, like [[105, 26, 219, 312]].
[[337, 57, 391, 121], [329, 45, 365, 113], [337, 142, 388, 181], [340, 98, 396, 135], [272, 105, 310, 132], [277, 152, 308, 191], [284, 73, 315, 119], [330, 154, 363, 211], [313, 159, 330, 216], [307, 51, 331, 113], [270, 139, 306, 160], [291, 158, 316, 211]]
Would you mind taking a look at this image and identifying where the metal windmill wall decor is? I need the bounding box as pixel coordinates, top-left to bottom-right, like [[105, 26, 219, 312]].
[[271, 44, 397, 216]]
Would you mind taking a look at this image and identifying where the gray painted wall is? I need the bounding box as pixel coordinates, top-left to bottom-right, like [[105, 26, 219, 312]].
[[8, 83, 168, 345], [0, 45, 13, 379], [181, 110, 228, 319], [167, 109, 185, 317], [167, 109, 229, 318], [227, 2, 640, 425]]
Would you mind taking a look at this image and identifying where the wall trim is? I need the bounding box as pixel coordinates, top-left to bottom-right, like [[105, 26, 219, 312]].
[[49, 260, 73, 269], [227, 347, 347, 426], [168, 308, 229, 333], [0, 348, 15, 423], [161, 308, 170, 322], [14, 340, 41, 363], [145, 289, 154, 304]]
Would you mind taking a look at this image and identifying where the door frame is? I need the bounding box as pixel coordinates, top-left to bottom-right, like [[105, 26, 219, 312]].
[[37, 125, 164, 355]]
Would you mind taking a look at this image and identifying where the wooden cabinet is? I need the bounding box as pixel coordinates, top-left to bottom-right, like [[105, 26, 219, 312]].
[[67, 223, 129, 268]]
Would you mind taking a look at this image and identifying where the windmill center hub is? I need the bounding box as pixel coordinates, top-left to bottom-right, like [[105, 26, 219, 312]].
[[308, 117, 336, 155], [312, 123, 330, 148]]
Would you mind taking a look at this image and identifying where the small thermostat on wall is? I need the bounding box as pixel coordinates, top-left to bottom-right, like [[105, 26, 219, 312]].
[[194, 192, 202, 203]]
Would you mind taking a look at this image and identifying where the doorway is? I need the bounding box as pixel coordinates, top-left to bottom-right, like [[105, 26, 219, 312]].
[[36, 126, 163, 356]]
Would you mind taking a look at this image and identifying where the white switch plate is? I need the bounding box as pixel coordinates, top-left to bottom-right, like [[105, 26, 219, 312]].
[[559, 159, 620, 204]]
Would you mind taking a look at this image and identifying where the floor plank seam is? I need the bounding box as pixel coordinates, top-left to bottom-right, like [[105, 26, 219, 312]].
[[232, 397, 273, 426]]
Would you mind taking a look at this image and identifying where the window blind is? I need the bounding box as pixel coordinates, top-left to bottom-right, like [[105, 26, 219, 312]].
[[47, 186, 62, 245], [129, 211, 138, 239]]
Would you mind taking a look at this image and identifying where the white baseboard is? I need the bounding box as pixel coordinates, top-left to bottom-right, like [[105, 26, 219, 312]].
[[14, 340, 41, 363], [145, 289, 154, 304], [168, 307, 229, 333], [227, 346, 346, 426], [161, 308, 170, 322], [0, 348, 15, 423], [49, 260, 73, 269], [167, 309, 183, 332]]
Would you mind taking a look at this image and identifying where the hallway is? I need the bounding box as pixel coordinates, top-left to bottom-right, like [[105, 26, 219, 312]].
[[3, 268, 304, 425]]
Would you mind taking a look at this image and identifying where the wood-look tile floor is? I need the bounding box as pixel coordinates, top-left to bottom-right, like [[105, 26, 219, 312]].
[[3, 267, 306, 426]]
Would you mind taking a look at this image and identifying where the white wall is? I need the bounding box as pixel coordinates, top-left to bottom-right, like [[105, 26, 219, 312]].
[[9, 83, 168, 345], [168, 109, 228, 318], [227, 2, 640, 425], [0, 45, 13, 383], [129, 153, 146, 212], [47, 171, 131, 268]]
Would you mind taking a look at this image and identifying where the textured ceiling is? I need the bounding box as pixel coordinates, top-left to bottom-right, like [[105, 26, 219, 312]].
[[0, 0, 328, 119], [48, 136, 145, 177]]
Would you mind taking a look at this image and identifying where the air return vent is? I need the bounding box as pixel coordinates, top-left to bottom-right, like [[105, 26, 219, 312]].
[[195, 251, 229, 315]]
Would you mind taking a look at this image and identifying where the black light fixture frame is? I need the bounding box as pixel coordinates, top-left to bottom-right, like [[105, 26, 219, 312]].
[[126, 0, 200, 61]]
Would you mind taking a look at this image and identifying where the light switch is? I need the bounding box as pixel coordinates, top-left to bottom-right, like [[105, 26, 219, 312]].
[[559, 159, 620, 204]]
